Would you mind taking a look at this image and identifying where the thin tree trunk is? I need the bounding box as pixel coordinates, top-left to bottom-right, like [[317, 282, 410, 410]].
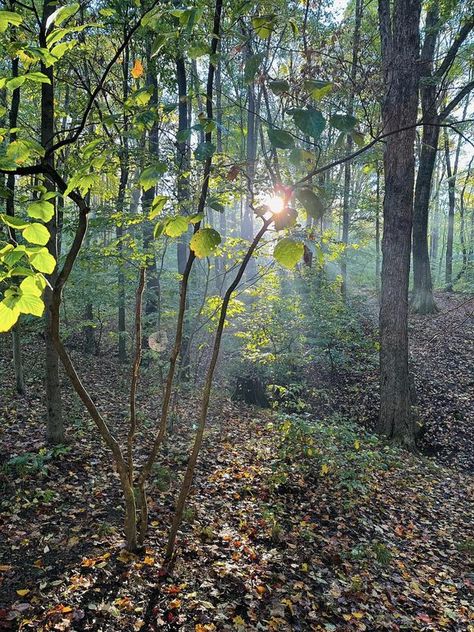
[[142, 53, 160, 336], [176, 56, 191, 380], [411, 4, 439, 313], [117, 38, 130, 363], [377, 0, 421, 449], [242, 42, 258, 280], [341, 0, 362, 299], [165, 216, 271, 565], [444, 130, 455, 291], [41, 0, 63, 444], [375, 163, 381, 295]]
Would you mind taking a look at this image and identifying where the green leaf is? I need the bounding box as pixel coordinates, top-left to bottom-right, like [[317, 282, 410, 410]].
[[0, 10, 23, 33], [351, 130, 365, 147], [267, 127, 294, 149], [268, 80, 290, 96], [244, 53, 264, 85], [22, 223, 50, 245], [0, 300, 20, 331], [176, 128, 192, 142], [209, 197, 225, 213], [251, 14, 276, 39], [330, 114, 358, 133], [194, 141, 216, 162], [163, 216, 189, 238], [151, 34, 167, 58], [6, 76, 26, 91], [190, 228, 221, 258], [303, 79, 333, 100], [27, 200, 55, 222], [24, 71, 51, 84], [288, 108, 325, 139], [153, 222, 164, 239], [15, 291, 44, 316], [295, 188, 325, 220], [45, 3, 79, 30], [6, 139, 44, 164], [0, 214, 29, 229], [20, 274, 46, 297], [149, 195, 168, 220], [28, 247, 56, 274], [139, 162, 167, 192], [273, 207, 297, 231], [273, 237, 304, 269]]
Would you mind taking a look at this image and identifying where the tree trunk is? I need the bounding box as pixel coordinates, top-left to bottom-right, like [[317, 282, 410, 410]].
[[411, 4, 439, 314], [176, 56, 191, 380], [341, 0, 362, 299], [142, 53, 160, 335], [242, 43, 258, 280], [117, 40, 130, 363], [41, 0, 63, 444], [375, 163, 381, 295], [377, 0, 421, 449], [444, 130, 455, 291]]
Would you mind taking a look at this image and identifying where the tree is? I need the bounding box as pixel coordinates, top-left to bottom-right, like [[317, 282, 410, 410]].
[[377, 0, 421, 448], [41, 0, 63, 444], [411, 6, 474, 313]]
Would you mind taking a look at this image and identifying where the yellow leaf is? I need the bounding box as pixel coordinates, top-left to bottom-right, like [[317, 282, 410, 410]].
[[169, 598, 181, 609], [16, 589, 30, 596], [301, 563, 308, 572], [354, 439, 360, 450], [233, 615, 245, 626], [353, 611, 364, 619], [320, 463, 329, 476], [131, 59, 144, 79], [143, 555, 155, 565]]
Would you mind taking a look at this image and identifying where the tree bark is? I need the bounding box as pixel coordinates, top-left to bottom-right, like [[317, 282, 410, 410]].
[[41, 0, 63, 444], [176, 56, 192, 380], [411, 8, 474, 312], [341, 0, 362, 299], [142, 54, 161, 336], [117, 38, 130, 363], [377, 0, 421, 449], [411, 4, 439, 313], [242, 42, 258, 280]]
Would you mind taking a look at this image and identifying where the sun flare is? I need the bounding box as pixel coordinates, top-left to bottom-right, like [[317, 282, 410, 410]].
[[265, 195, 285, 214]]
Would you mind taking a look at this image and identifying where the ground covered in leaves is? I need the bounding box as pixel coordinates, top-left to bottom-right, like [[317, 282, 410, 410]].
[[307, 291, 474, 472], [1, 292, 473, 631]]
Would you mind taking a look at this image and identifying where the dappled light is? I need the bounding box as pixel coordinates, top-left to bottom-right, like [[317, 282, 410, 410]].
[[0, 0, 473, 629]]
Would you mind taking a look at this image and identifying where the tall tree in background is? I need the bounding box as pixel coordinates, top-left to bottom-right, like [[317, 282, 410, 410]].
[[41, 0, 63, 443], [341, 0, 363, 300], [377, 0, 421, 448], [411, 8, 474, 313]]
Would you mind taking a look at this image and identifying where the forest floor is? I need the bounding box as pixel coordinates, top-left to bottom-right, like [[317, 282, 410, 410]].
[[307, 291, 474, 472], [0, 292, 473, 631]]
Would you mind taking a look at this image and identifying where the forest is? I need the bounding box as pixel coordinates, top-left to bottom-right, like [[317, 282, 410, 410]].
[[0, 0, 473, 629]]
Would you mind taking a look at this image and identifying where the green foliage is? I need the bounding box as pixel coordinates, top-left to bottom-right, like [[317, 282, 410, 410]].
[[190, 228, 221, 258], [3, 445, 71, 477], [267, 127, 294, 149], [287, 107, 326, 139], [273, 237, 304, 268], [244, 53, 264, 84], [295, 187, 325, 220]]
